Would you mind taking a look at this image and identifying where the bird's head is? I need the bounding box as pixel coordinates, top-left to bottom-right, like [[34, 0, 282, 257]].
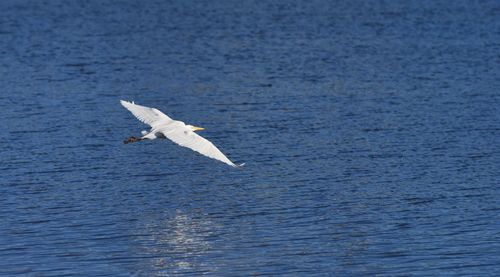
[[187, 125, 205, 132]]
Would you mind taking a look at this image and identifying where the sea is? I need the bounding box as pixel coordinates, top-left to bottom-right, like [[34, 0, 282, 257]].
[[1, 0, 499, 276]]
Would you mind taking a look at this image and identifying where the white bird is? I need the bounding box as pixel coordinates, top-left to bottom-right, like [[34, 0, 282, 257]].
[[120, 100, 243, 167]]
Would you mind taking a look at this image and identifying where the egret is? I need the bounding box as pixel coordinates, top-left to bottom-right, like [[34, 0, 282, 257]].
[[120, 100, 243, 167]]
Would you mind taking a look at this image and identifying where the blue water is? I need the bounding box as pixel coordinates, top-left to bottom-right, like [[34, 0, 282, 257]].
[[1, 0, 499, 276]]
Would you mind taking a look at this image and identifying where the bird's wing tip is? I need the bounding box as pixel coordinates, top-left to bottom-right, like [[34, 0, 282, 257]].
[[120, 100, 136, 107], [234, 162, 245, 168]]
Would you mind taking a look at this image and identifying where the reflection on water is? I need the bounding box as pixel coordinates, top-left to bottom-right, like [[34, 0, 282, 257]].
[[136, 210, 218, 276]]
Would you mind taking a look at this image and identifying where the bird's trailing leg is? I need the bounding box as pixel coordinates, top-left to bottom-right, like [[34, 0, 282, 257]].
[[123, 136, 144, 144]]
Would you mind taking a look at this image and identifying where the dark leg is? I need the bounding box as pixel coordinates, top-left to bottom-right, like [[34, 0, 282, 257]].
[[123, 136, 143, 144]]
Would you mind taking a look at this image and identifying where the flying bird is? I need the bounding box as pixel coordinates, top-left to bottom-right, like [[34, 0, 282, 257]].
[[120, 100, 243, 167]]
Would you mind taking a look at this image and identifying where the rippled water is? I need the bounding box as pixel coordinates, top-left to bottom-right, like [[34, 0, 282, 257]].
[[1, 0, 499, 276]]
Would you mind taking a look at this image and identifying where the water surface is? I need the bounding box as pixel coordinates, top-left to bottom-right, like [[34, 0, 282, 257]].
[[1, 0, 499, 276]]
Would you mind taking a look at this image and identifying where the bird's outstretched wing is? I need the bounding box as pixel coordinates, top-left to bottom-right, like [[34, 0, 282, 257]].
[[160, 127, 238, 167], [120, 100, 173, 127]]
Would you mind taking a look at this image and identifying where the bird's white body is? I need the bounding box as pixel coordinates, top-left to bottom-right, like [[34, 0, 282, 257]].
[[120, 100, 241, 167]]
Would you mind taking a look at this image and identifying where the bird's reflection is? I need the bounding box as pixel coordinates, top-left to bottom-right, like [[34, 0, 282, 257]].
[[135, 210, 218, 276]]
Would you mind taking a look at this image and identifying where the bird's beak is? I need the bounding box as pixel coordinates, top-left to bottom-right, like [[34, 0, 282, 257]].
[[192, 126, 205, 131]]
